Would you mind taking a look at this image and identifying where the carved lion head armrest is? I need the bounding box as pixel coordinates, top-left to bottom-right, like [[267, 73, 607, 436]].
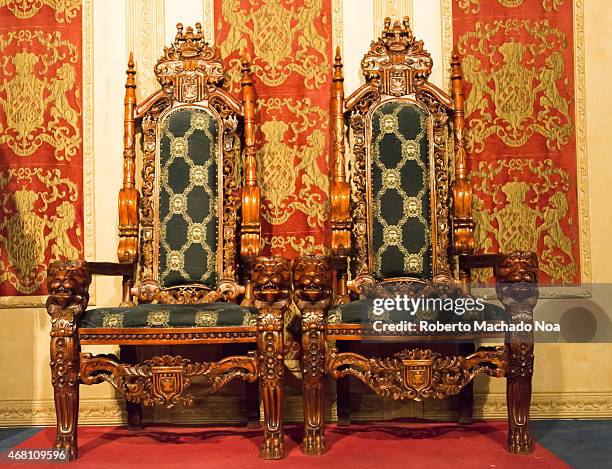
[[494, 252, 539, 322], [252, 256, 292, 309], [293, 255, 333, 309], [46, 260, 92, 330]]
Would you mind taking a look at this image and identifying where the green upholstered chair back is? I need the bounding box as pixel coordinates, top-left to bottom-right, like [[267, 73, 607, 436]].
[[157, 107, 219, 287], [369, 100, 432, 280], [344, 18, 455, 283], [129, 25, 254, 296]]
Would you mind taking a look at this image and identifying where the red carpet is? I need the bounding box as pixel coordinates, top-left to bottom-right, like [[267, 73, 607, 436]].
[[11, 421, 568, 468]]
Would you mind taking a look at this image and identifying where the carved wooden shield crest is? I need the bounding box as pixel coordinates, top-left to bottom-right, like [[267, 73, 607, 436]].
[[151, 366, 184, 405], [402, 358, 433, 394]]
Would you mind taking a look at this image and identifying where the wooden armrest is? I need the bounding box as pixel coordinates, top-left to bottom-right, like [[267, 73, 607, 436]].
[[85, 261, 134, 277], [458, 254, 503, 270], [459, 252, 538, 285]]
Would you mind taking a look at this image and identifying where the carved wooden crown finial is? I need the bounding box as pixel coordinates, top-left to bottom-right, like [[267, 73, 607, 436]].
[[361, 16, 432, 96], [154, 23, 224, 102], [172, 22, 206, 58], [381, 16, 414, 51]]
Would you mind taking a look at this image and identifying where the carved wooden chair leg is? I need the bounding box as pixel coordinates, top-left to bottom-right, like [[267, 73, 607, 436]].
[[120, 345, 144, 430], [458, 342, 475, 424], [47, 260, 92, 462], [506, 339, 534, 454], [245, 374, 260, 428], [495, 251, 538, 454], [258, 306, 285, 459], [50, 333, 80, 461], [293, 255, 333, 455], [301, 306, 326, 455], [336, 342, 351, 427]]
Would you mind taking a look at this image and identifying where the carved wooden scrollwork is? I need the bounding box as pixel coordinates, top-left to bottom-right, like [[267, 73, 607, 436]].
[[154, 23, 224, 103], [80, 353, 257, 408], [361, 17, 433, 96], [327, 347, 506, 401]]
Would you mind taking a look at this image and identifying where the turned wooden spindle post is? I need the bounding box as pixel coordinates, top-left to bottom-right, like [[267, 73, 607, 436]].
[[117, 53, 139, 265], [451, 53, 475, 290], [330, 47, 351, 304], [330, 47, 351, 258], [240, 55, 260, 303]]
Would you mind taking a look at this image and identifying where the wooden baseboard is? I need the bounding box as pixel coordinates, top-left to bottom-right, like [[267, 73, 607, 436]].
[[1, 391, 611, 426]]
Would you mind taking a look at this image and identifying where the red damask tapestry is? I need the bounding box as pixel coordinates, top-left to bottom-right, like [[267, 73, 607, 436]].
[[0, 0, 84, 302], [452, 0, 581, 286], [214, 0, 332, 259]]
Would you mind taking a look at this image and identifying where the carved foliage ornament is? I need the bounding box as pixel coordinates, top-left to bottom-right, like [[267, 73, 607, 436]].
[[80, 354, 258, 408], [154, 23, 224, 103], [328, 347, 506, 401], [361, 17, 433, 97], [0, 30, 81, 160]]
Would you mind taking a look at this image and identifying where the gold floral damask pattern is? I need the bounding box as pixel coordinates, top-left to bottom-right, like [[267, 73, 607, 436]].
[[0, 0, 80, 22], [216, 0, 332, 359], [215, 0, 332, 263], [258, 97, 328, 229], [371, 104, 431, 279], [0, 168, 81, 294], [158, 109, 217, 287], [472, 159, 575, 283], [0, 29, 81, 161], [452, 0, 581, 286], [218, 0, 328, 92], [262, 235, 327, 257], [456, 0, 563, 13], [457, 19, 572, 153]]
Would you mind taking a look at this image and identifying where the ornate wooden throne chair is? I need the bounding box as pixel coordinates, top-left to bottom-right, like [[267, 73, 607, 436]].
[[294, 18, 539, 456], [46, 24, 290, 461]]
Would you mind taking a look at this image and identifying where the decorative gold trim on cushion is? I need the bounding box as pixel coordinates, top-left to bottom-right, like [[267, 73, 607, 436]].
[[194, 310, 218, 327], [102, 313, 124, 328], [241, 311, 257, 326], [327, 308, 342, 325], [147, 310, 171, 327]]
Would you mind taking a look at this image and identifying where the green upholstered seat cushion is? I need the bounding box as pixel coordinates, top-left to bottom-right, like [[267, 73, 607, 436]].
[[327, 298, 505, 326], [80, 303, 257, 329]]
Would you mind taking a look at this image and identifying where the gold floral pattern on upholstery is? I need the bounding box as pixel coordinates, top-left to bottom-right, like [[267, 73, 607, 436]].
[[80, 303, 258, 329], [102, 313, 124, 328], [194, 310, 218, 327], [242, 311, 258, 326], [370, 102, 432, 279], [158, 108, 218, 287], [147, 310, 171, 327]]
